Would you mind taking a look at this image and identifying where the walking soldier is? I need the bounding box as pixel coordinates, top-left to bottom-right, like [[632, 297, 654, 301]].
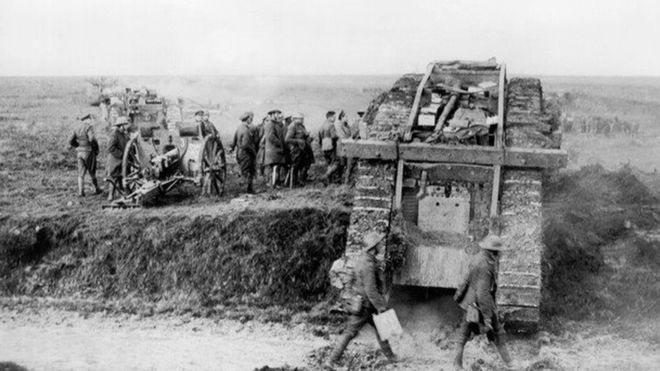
[[324, 232, 397, 369], [452, 234, 513, 370]]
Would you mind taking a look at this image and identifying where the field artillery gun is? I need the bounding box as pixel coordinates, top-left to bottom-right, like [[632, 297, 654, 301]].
[[104, 95, 226, 208], [334, 60, 567, 331]]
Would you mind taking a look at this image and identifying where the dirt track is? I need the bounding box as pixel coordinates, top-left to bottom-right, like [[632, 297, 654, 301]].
[[2, 307, 660, 371], [0, 308, 324, 371]]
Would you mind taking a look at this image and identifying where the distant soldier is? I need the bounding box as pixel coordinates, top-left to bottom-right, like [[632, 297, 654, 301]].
[[350, 111, 366, 139], [261, 109, 289, 188], [231, 111, 257, 193], [452, 234, 513, 370], [324, 232, 397, 369], [334, 110, 352, 183], [334, 110, 352, 140], [99, 96, 111, 125], [255, 116, 267, 177], [345, 111, 366, 183], [285, 112, 313, 186], [196, 110, 219, 138], [318, 111, 339, 181], [68, 114, 102, 197], [105, 116, 130, 201]]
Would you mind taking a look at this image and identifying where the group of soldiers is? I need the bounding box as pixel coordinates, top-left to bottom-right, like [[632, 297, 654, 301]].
[[229, 109, 316, 194], [69, 108, 368, 199], [562, 114, 640, 137], [68, 113, 130, 200], [229, 108, 368, 193], [323, 232, 513, 370]]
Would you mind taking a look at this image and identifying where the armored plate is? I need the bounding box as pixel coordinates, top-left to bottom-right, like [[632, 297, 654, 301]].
[[395, 184, 472, 288], [417, 185, 470, 234]]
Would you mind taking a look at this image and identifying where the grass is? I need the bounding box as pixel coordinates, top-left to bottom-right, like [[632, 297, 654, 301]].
[[0, 209, 350, 311], [541, 165, 660, 322]]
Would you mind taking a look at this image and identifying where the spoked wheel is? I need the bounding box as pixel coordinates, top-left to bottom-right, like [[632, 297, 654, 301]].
[[121, 136, 145, 194], [200, 136, 226, 196]]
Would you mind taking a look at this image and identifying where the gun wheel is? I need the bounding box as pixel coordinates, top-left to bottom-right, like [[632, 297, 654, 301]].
[[200, 136, 226, 196], [121, 136, 144, 193]]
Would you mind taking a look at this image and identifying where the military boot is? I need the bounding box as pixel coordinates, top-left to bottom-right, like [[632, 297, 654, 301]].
[[453, 342, 465, 370], [91, 177, 103, 195], [327, 332, 352, 366], [379, 340, 397, 363], [246, 177, 255, 194], [107, 183, 115, 201], [77, 177, 85, 197], [496, 341, 513, 368], [289, 166, 297, 188]]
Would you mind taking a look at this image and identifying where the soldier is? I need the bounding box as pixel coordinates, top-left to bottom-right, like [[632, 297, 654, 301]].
[[452, 234, 513, 370], [324, 232, 397, 369], [261, 109, 289, 188], [334, 110, 352, 183], [196, 110, 219, 138], [334, 110, 352, 140], [255, 116, 267, 177], [318, 111, 339, 182], [68, 114, 102, 197], [350, 111, 366, 139], [230, 111, 257, 193], [105, 116, 130, 201], [285, 112, 312, 187]]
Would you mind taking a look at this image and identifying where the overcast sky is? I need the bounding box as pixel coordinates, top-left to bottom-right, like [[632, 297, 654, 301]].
[[1, 0, 658, 76]]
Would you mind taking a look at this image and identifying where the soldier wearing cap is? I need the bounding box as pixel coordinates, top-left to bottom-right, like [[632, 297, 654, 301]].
[[452, 234, 513, 369], [196, 110, 219, 138], [285, 112, 314, 186], [261, 109, 289, 188], [324, 232, 397, 369], [68, 114, 102, 196], [318, 111, 339, 182], [231, 111, 257, 193], [105, 116, 130, 201]]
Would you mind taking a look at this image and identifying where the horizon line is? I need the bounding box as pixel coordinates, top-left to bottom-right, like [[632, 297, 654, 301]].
[[2, 73, 660, 79]]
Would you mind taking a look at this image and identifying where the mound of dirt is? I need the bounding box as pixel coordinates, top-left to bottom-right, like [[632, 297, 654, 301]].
[[542, 164, 660, 321], [0, 208, 350, 311]]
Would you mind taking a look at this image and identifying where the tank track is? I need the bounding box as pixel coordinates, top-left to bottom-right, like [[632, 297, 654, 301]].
[[497, 78, 557, 331]]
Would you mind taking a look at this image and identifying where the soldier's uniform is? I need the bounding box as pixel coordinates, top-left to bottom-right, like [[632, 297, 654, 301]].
[[231, 112, 257, 193], [452, 234, 512, 369], [285, 113, 313, 186], [261, 110, 289, 187], [201, 111, 220, 138], [105, 117, 130, 201], [255, 119, 266, 177], [333, 112, 352, 183], [318, 113, 340, 182], [325, 233, 397, 369], [69, 114, 101, 196]]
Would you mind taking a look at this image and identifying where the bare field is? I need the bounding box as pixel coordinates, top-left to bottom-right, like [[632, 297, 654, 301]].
[[1, 76, 660, 370]]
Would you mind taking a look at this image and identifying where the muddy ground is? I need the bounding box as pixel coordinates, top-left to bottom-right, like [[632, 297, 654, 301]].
[[1, 303, 659, 371]]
